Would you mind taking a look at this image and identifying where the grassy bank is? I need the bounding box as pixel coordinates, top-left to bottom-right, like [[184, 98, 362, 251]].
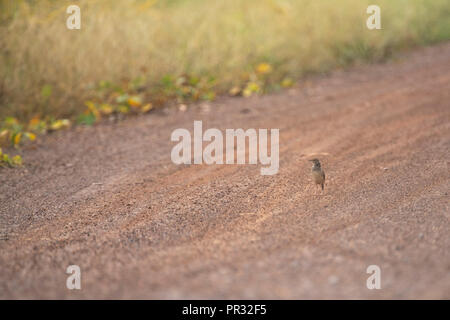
[[1, 0, 449, 123]]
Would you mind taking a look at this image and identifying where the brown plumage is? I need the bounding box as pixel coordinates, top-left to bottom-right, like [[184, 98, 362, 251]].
[[309, 158, 325, 191]]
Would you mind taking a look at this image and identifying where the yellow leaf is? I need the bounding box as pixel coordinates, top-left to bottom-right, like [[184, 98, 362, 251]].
[[0, 130, 9, 147], [61, 119, 71, 128], [26, 132, 36, 141], [85, 101, 96, 111], [85, 101, 100, 120], [118, 105, 129, 114], [29, 117, 40, 127], [2, 153, 10, 164], [281, 77, 294, 88], [229, 86, 241, 96], [49, 119, 70, 131], [243, 88, 252, 97], [100, 104, 114, 115], [128, 96, 142, 107], [140, 103, 153, 113], [14, 132, 22, 146], [256, 63, 272, 75], [243, 82, 260, 97], [12, 155, 22, 166], [50, 121, 63, 131]]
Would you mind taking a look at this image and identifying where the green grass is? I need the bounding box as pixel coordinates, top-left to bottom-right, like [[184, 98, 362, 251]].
[[0, 0, 449, 122]]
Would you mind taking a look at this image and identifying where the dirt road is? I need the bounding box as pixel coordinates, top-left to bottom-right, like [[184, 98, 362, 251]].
[[1, 43, 449, 299]]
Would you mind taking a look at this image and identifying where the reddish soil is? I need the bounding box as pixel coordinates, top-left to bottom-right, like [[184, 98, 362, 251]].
[[1, 43, 449, 299]]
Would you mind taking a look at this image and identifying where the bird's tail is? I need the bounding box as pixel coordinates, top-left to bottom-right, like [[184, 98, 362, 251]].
[[321, 183, 324, 191]]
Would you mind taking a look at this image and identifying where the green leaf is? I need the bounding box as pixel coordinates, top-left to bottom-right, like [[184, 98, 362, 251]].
[[116, 93, 129, 104], [188, 76, 200, 86], [161, 75, 175, 88], [77, 113, 96, 126], [41, 85, 52, 99]]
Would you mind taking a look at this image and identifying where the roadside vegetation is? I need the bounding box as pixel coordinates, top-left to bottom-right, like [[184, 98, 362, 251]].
[[1, 0, 449, 165]]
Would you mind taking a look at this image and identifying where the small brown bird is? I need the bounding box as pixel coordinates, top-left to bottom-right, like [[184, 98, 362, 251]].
[[309, 158, 325, 191]]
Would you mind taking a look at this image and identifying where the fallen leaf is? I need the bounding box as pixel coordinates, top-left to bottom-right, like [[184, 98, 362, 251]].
[[229, 86, 241, 96], [256, 63, 272, 75], [13, 132, 22, 146], [140, 103, 153, 113], [281, 77, 294, 88], [128, 96, 142, 107]]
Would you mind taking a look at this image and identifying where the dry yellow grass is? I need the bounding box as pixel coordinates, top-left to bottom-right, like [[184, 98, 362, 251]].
[[1, 0, 449, 121]]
